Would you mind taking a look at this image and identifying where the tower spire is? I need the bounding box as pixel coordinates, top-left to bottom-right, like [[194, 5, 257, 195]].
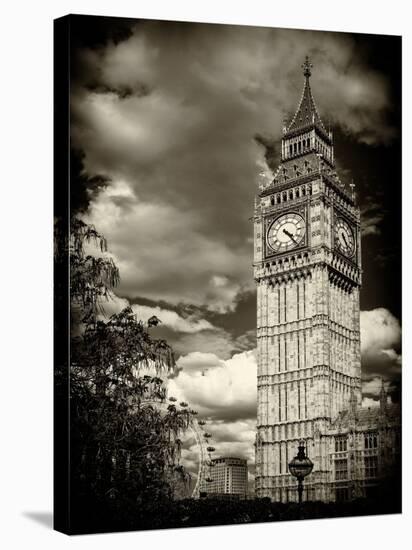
[[284, 55, 327, 137]]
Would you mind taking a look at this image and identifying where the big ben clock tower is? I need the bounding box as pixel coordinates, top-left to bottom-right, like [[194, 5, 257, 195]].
[[254, 57, 362, 502]]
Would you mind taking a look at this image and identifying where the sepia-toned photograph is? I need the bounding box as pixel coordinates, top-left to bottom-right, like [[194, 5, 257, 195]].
[[54, 14, 401, 535]]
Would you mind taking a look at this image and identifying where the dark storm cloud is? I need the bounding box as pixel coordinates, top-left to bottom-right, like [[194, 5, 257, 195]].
[[70, 149, 110, 214], [361, 199, 387, 237], [70, 19, 398, 312]]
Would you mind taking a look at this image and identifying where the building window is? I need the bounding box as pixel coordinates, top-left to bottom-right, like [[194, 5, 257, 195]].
[[278, 337, 281, 372], [335, 436, 347, 453], [279, 445, 282, 474], [278, 385, 282, 422], [304, 380, 307, 418], [335, 459, 348, 481], [303, 280, 306, 318], [277, 287, 281, 324], [284, 338, 287, 371], [303, 330, 306, 367], [365, 432, 378, 449], [285, 384, 288, 421], [364, 456, 378, 478]]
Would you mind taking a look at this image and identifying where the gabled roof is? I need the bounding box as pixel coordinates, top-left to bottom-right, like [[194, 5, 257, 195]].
[[285, 56, 328, 137]]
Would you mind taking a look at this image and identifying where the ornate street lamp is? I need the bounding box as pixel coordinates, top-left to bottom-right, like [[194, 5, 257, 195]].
[[288, 440, 313, 505]]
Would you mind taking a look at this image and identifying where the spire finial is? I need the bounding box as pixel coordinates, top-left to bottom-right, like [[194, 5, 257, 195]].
[[302, 55, 313, 78]]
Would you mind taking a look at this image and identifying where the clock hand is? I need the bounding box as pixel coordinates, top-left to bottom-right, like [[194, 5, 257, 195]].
[[341, 233, 349, 248], [283, 228, 298, 245]]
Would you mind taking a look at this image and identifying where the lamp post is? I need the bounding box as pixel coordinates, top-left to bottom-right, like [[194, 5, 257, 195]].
[[288, 440, 313, 506]]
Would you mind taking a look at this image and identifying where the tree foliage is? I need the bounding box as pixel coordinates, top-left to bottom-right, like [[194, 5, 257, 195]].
[[55, 215, 192, 529]]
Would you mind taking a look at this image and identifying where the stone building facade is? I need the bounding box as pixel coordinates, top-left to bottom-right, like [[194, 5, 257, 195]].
[[254, 57, 400, 502], [206, 457, 248, 499], [325, 385, 400, 502]]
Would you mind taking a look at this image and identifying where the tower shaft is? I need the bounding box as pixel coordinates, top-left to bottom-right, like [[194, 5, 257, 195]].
[[254, 58, 361, 502]]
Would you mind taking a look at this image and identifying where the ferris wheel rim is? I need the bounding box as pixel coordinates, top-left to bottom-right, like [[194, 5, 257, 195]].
[[140, 398, 213, 498]]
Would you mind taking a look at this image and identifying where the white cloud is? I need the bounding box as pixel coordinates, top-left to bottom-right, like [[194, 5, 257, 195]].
[[176, 352, 223, 373], [168, 349, 257, 420], [99, 293, 216, 334], [360, 308, 401, 355], [361, 397, 380, 409], [132, 305, 214, 333], [100, 294, 130, 317], [170, 331, 229, 360], [380, 348, 402, 364], [98, 293, 243, 359], [360, 308, 401, 380], [362, 377, 384, 396]]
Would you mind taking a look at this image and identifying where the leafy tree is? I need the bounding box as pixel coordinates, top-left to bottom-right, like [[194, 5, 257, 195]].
[[55, 215, 192, 531]]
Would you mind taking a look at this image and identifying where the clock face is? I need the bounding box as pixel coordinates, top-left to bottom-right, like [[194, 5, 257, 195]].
[[267, 212, 305, 253], [334, 218, 355, 257]]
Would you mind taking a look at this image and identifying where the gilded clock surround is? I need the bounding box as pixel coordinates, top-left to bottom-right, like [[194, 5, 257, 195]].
[[334, 217, 355, 258], [264, 205, 308, 259]]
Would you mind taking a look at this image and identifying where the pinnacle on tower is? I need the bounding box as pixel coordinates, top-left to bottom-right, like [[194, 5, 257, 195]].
[[349, 388, 358, 416], [379, 379, 388, 411]]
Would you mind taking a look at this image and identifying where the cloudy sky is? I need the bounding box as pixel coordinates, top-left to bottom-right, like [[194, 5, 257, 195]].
[[69, 16, 401, 487]]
